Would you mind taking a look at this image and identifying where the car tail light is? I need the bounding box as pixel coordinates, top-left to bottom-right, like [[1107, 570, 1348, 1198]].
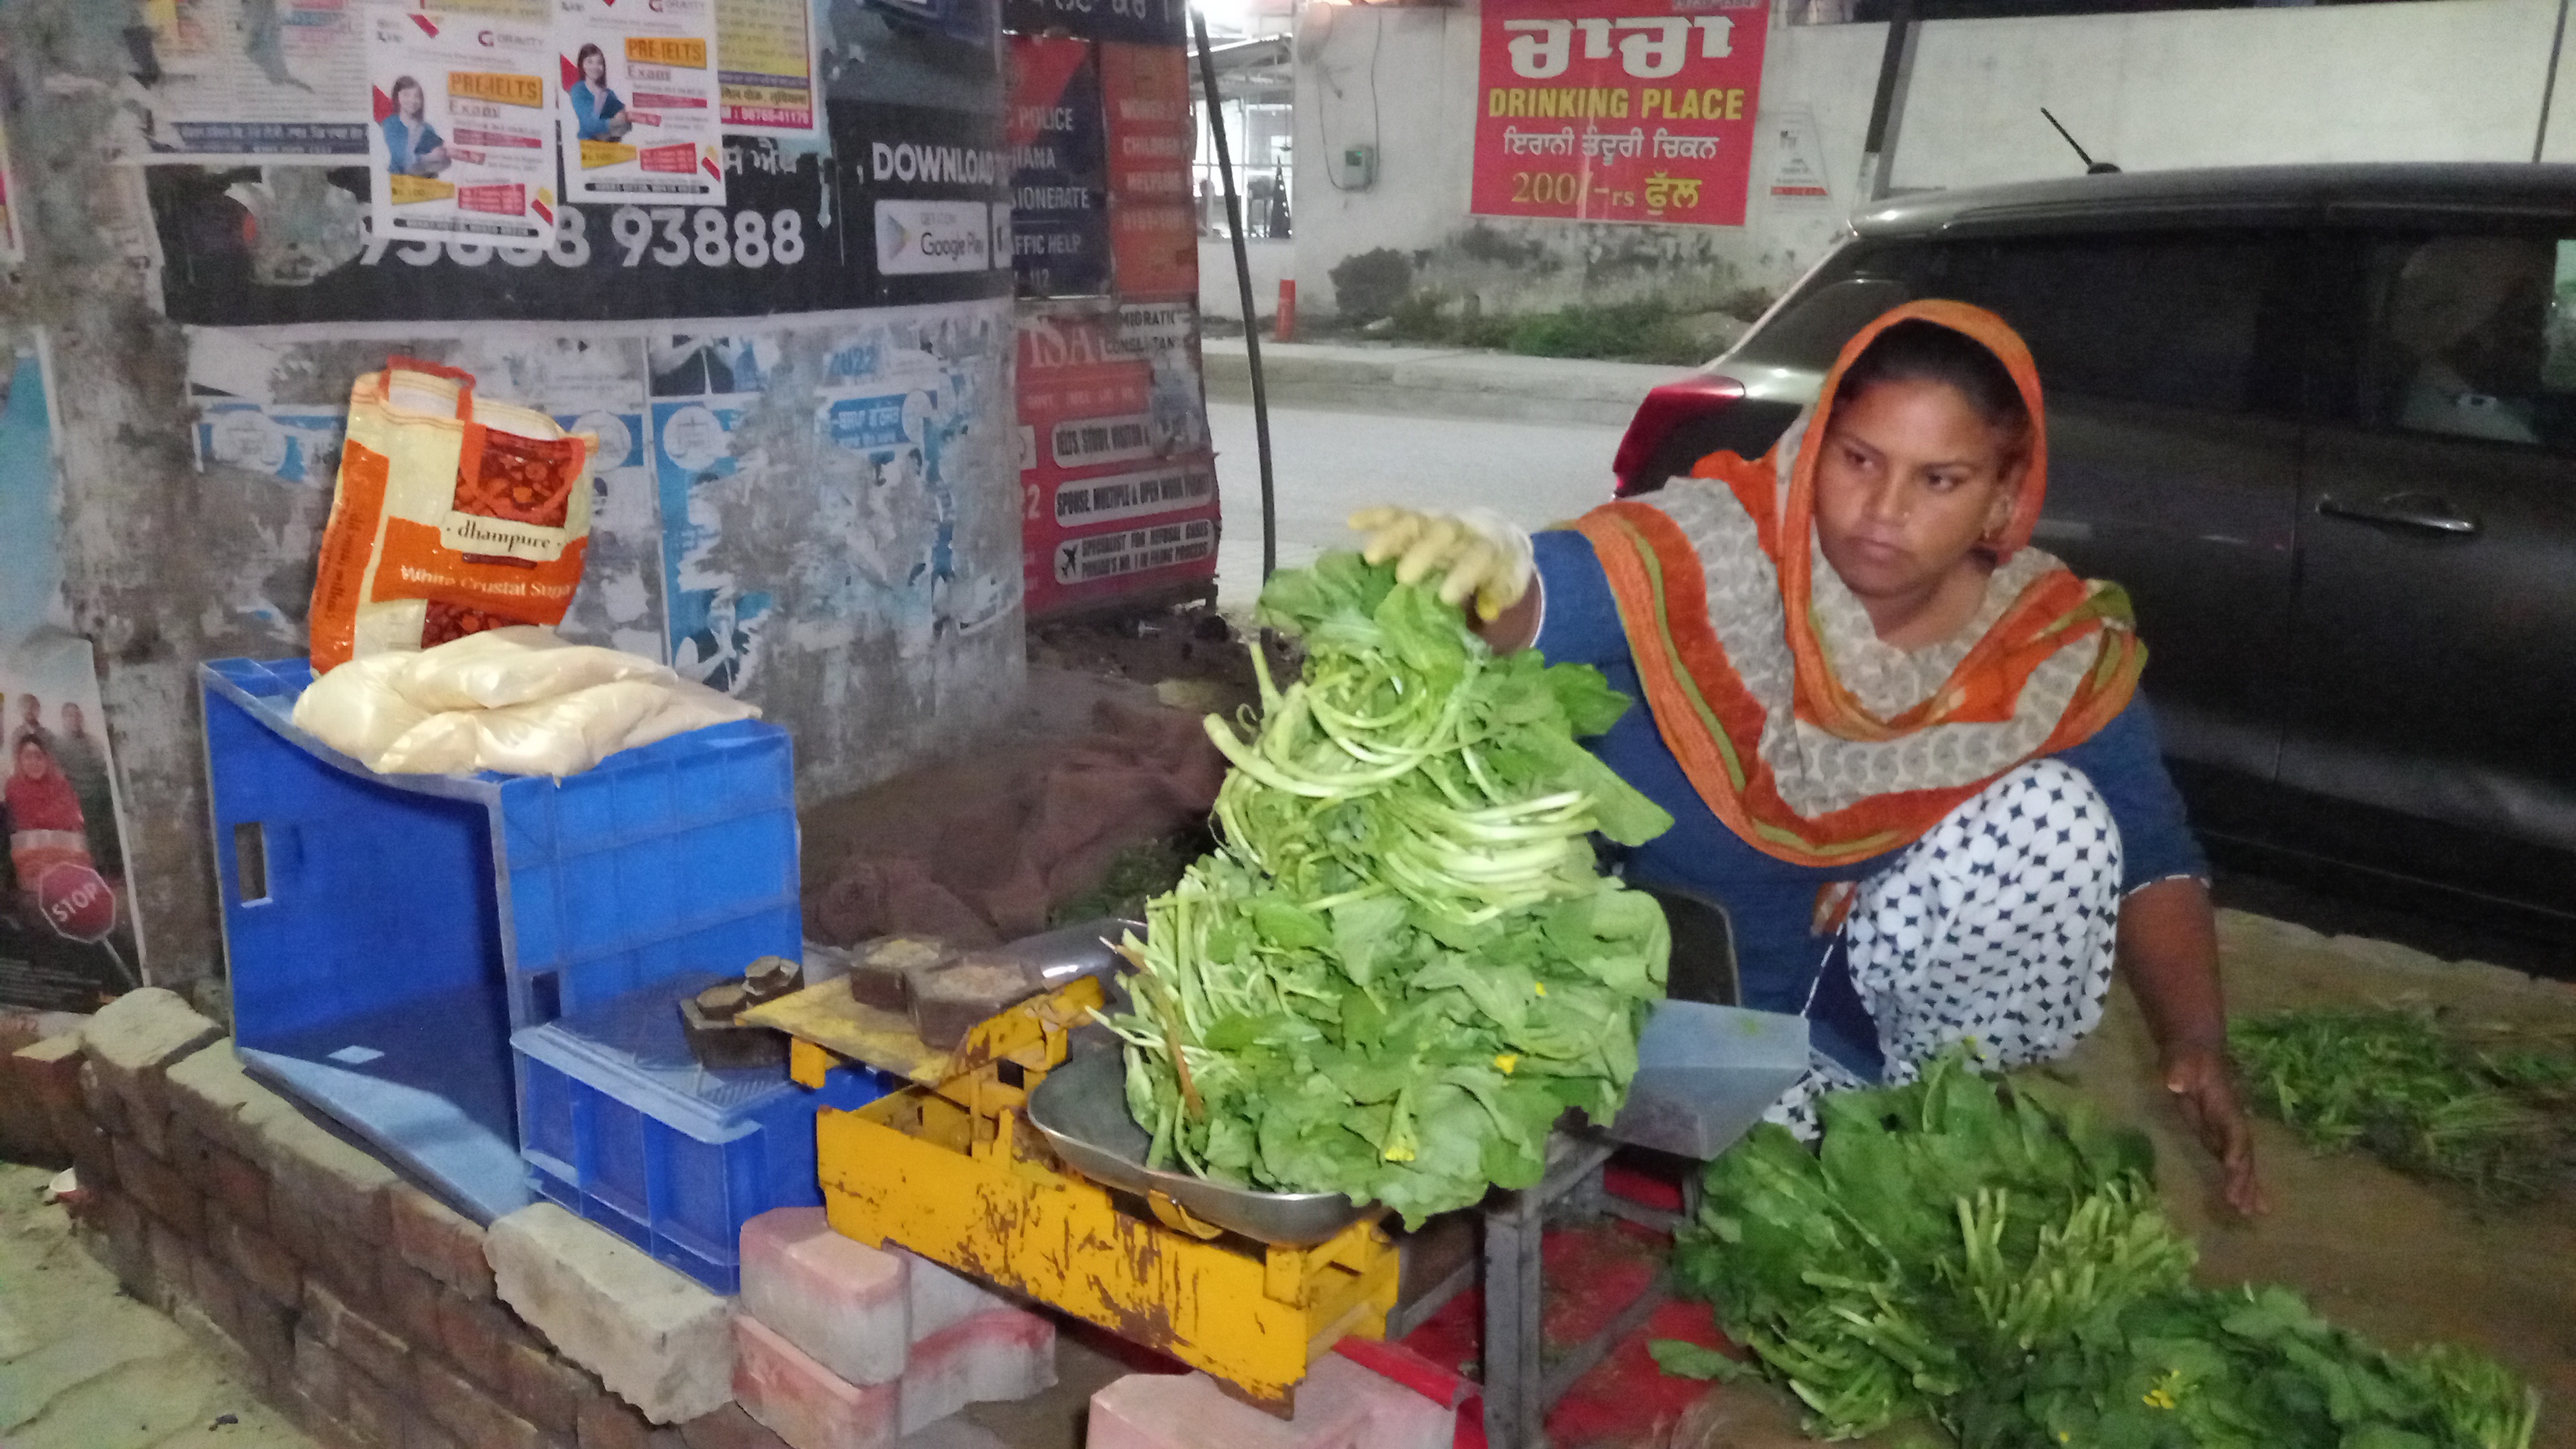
[[1612, 374, 1745, 497]]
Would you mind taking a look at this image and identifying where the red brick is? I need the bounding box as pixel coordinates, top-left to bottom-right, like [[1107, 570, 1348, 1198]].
[[111, 1136, 198, 1235], [406, 1419, 467, 1449], [235, 1282, 300, 1375], [307, 1280, 416, 1388], [342, 1366, 409, 1449], [147, 1218, 198, 1314], [381, 1262, 451, 1356], [295, 1329, 354, 1421], [204, 1146, 270, 1229], [171, 1300, 266, 1394], [210, 1204, 305, 1306], [309, 1224, 388, 1311], [506, 1340, 600, 1438], [79, 1058, 128, 1135], [576, 1396, 687, 1449], [418, 1355, 554, 1449], [82, 1189, 155, 1301], [393, 1186, 497, 1298], [676, 1404, 791, 1449], [442, 1290, 542, 1396], [14, 1035, 86, 1122], [0, 1043, 66, 1164]]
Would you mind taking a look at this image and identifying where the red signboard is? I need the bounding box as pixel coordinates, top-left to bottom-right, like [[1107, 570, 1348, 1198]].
[[1471, 0, 1767, 227], [1099, 43, 1198, 298], [1019, 300, 1218, 618]]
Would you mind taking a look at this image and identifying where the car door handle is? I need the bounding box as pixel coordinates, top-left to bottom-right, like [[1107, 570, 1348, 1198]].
[[2316, 493, 2480, 536]]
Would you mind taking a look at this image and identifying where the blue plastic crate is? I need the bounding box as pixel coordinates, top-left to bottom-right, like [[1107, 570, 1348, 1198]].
[[514, 972, 888, 1292], [200, 657, 804, 1224]]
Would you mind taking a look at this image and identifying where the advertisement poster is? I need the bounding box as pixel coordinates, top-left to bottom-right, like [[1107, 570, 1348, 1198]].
[[0, 345, 143, 1010], [844, 101, 1016, 305], [1007, 37, 1112, 298], [1765, 105, 1833, 208], [1000, 0, 1184, 46], [140, 0, 374, 160], [1098, 44, 1197, 299], [556, 0, 728, 206], [1018, 301, 1217, 618], [718, 0, 822, 133], [366, 5, 558, 249], [1470, 0, 1768, 226]]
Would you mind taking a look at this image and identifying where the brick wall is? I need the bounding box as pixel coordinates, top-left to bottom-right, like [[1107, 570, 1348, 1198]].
[[2, 989, 793, 1449]]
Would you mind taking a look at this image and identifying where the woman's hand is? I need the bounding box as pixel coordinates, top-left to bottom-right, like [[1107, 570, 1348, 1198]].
[[2116, 877, 2268, 1218], [1349, 506, 1533, 621], [2164, 1041, 2267, 1218]]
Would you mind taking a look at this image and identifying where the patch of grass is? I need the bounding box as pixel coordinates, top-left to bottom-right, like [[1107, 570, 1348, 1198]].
[[1048, 835, 1200, 929], [2231, 1005, 2576, 1203], [1504, 301, 1705, 365]]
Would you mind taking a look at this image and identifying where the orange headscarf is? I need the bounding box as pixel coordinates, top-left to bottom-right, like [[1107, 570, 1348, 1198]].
[[1567, 300, 2144, 866]]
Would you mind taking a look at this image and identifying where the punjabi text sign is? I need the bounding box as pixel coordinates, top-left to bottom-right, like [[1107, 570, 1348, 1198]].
[[1471, 0, 1766, 227]]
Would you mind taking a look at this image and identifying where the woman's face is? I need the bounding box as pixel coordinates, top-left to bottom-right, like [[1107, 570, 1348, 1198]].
[[1812, 376, 2023, 609], [15, 743, 46, 781], [397, 83, 424, 120], [582, 51, 606, 84]]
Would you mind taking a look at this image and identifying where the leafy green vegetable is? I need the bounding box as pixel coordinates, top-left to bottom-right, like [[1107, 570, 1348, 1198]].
[[1669, 1048, 2539, 1448], [2232, 1006, 2574, 1203], [1650, 1339, 1755, 1382], [1102, 553, 1672, 1226]]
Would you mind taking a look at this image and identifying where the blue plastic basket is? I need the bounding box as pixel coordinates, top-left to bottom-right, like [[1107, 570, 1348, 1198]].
[[515, 971, 888, 1292], [200, 658, 805, 1224]]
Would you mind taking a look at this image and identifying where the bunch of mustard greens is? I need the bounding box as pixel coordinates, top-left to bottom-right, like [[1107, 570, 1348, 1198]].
[[1659, 1050, 2539, 1448], [1102, 553, 1673, 1226]]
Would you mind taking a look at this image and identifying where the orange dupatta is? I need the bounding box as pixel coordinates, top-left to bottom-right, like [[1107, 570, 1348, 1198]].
[[1567, 300, 2146, 867]]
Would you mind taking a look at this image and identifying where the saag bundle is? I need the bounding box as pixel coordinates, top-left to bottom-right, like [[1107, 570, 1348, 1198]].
[[1102, 553, 1673, 1226], [2232, 1006, 2575, 1204], [1665, 1050, 2539, 1448]]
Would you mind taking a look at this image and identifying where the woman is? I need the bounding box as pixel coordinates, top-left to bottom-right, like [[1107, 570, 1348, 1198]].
[[380, 76, 450, 178], [1356, 301, 2264, 1215], [569, 44, 632, 142], [6, 734, 91, 889]]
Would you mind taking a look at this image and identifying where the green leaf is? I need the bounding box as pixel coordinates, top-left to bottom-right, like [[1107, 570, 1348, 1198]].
[[1649, 1340, 1752, 1381]]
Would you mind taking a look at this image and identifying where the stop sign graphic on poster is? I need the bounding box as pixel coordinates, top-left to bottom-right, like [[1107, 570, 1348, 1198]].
[[36, 862, 117, 943]]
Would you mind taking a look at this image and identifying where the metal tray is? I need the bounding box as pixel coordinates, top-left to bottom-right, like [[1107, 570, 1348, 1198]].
[[1025, 1045, 1372, 1247]]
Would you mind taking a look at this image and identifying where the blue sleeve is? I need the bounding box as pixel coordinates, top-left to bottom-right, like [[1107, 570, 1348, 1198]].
[[1528, 528, 1633, 669], [2052, 695, 2210, 893]]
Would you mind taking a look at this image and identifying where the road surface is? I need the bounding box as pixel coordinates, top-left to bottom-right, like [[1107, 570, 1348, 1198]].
[[1206, 399, 1629, 608]]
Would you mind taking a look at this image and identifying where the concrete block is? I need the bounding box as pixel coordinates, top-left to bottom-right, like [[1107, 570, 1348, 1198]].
[[395, 1184, 497, 1298], [112, 1134, 200, 1234], [898, 1252, 1006, 1348], [80, 1057, 128, 1135], [417, 1355, 555, 1449], [733, 1314, 900, 1449], [679, 1404, 793, 1449], [488, 1202, 735, 1425], [898, 1308, 1054, 1437], [17, 1034, 86, 1142], [578, 1396, 690, 1449], [739, 1208, 907, 1387], [1086, 1355, 1454, 1449], [307, 1279, 417, 1390], [79, 986, 222, 1094], [167, 1042, 298, 1159]]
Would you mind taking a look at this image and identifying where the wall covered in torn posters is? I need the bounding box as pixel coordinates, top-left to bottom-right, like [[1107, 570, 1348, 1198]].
[[0, 0, 1025, 1005]]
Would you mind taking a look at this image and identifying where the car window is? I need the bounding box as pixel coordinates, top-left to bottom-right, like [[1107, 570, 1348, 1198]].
[[1918, 232, 2300, 413], [1728, 245, 1931, 370], [2360, 232, 2576, 450]]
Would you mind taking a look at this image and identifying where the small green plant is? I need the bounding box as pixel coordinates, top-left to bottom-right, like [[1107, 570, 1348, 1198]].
[[1506, 301, 1704, 365], [1327, 248, 1414, 326], [1383, 289, 1453, 342]]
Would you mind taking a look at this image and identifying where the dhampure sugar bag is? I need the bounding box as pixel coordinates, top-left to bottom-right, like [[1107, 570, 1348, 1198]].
[[308, 357, 598, 671]]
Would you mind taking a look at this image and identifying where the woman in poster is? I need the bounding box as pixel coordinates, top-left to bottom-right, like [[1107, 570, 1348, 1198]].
[[570, 44, 634, 142], [381, 76, 452, 178], [5, 734, 91, 889]]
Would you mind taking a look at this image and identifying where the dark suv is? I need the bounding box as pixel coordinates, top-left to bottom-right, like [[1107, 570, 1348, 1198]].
[[1613, 164, 2576, 955]]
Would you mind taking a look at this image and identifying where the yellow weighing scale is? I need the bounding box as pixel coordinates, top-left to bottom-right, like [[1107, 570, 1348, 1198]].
[[741, 936, 1401, 1413]]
